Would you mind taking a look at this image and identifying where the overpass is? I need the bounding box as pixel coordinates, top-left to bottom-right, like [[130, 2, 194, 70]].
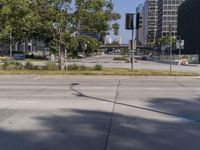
[[99, 44, 153, 51], [99, 44, 129, 49]]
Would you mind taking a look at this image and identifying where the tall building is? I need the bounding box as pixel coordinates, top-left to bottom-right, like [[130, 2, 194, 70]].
[[143, 0, 158, 45], [178, 0, 200, 55], [136, 3, 145, 45], [157, 0, 185, 38]]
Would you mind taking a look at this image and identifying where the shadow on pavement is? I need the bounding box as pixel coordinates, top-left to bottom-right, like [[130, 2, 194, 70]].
[[0, 109, 200, 150], [0, 84, 200, 150]]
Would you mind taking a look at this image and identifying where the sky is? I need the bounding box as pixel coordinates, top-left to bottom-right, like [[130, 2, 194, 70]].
[[111, 0, 145, 44]]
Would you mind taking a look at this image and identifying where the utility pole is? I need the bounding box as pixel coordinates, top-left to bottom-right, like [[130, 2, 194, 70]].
[[125, 13, 135, 70], [131, 28, 134, 70], [169, 24, 173, 74]]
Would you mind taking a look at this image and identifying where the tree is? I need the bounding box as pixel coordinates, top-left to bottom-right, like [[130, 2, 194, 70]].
[[0, 0, 30, 56], [28, 0, 75, 70], [112, 23, 120, 36], [155, 36, 176, 49], [75, 0, 121, 40], [0, 0, 121, 70]]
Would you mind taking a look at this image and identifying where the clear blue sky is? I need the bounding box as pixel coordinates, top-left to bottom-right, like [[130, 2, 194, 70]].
[[111, 0, 145, 44]]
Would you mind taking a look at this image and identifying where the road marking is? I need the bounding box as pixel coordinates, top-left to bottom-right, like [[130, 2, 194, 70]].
[[145, 88, 159, 90], [17, 101, 39, 104]]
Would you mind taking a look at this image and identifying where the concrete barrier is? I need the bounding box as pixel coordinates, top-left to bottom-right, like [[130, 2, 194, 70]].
[[152, 55, 199, 64]]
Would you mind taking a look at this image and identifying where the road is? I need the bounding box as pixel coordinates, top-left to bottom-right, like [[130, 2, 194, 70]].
[[0, 75, 200, 150], [68, 55, 200, 73]]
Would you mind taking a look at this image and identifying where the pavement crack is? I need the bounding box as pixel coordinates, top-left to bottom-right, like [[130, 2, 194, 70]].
[[103, 80, 120, 150]]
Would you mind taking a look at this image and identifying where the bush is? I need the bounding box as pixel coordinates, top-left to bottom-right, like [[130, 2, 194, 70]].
[[67, 64, 79, 70], [2, 61, 23, 70], [79, 65, 87, 71], [46, 62, 58, 70], [93, 64, 102, 71], [66, 64, 88, 71], [24, 61, 34, 70]]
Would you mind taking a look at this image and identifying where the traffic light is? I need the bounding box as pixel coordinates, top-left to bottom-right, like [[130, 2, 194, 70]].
[[125, 13, 134, 30], [136, 13, 142, 30]]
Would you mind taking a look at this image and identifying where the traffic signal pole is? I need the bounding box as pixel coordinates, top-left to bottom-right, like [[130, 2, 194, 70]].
[[125, 13, 142, 70], [131, 27, 134, 70]]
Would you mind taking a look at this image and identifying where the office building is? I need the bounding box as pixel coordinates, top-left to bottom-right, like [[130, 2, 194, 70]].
[[136, 3, 145, 45], [178, 0, 200, 55], [157, 0, 185, 38], [143, 0, 158, 45]]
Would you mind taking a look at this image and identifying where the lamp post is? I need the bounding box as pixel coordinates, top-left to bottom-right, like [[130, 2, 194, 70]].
[[169, 24, 173, 74]]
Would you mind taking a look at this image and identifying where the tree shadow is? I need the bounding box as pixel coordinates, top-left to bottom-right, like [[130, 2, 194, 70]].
[[0, 84, 200, 149], [70, 83, 200, 123], [0, 109, 200, 150], [148, 97, 200, 123]]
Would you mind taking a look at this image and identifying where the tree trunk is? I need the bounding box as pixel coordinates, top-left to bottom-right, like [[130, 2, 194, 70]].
[[10, 33, 12, 58], [15, 42, 18, 51], [58, 44, 65, 70]]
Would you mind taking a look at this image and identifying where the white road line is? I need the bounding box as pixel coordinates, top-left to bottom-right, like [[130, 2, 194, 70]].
[[17, 101, 39, 104]]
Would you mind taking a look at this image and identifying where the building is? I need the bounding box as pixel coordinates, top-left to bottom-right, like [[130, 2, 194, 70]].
[[104, 34, 112, 45], [178, 0, 200, 55], [143, 0, 158, 45], [0, 40, 47, 56], [135, 3, 146, 45], [114, 36, 122, 44], [157, 0, 185, 38]]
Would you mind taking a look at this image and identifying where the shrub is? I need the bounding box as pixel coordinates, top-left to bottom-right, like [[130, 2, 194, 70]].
[[24, 61, 34, 70], [67, 64, 79, 70], [93, 64, 102, 71], [46, 62, 58, 70], [79, 65, 87, 71], [14, 62, 24, 70], [2, 61, 23, 70]]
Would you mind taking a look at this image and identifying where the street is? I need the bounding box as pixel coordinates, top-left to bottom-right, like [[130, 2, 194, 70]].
[[0, 75, 200, 150]]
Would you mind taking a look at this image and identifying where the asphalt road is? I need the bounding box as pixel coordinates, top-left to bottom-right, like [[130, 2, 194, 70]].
[[0, 75, 200, 150]]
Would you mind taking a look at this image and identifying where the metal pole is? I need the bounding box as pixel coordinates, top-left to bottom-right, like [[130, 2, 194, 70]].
[[170, 36, 173, 74], [179, 40, 181, 59], [169, 25, 172, 74], [131, 27, 134, 70]]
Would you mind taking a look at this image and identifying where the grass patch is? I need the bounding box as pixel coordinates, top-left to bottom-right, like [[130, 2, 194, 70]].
[[0, 67, 198, 76]]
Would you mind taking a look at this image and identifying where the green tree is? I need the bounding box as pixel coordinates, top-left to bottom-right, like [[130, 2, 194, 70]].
[[75, 0, 121, 39], [112, 23, 120, 36], [0, 0, 30, 56], [155, 36, 176, 49], [0, 0, 120, 70]]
